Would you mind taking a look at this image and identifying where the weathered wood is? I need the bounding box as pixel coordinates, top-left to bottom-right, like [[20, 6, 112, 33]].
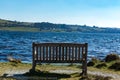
[[49, 46, 51, 61], [32, 43, 36, 71], [39, 46, 41, 60], [36, 46, 38, 60], [69, 47, 71, 61], [65, 47, 67, 60], [30, 42, 88, 77], [62, 47, 64, 60], [78, 47, 80, 60], [43, 46, 45, 61]]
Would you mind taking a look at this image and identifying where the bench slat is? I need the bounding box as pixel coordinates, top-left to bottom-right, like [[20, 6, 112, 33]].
[[69, 47, 71, 61], [46, 46, 48, 60], [36, 60, 82, 63], [62, 47, 64, 60], [56, 46, 58, 61], [34, 43, 85, 47], [65, 47, 67, 60]]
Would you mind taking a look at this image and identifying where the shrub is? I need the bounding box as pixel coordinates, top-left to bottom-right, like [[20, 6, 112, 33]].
[[87, 57, 100, 66], [105, 54, 119, 62], [96, 62, 107, 68], [87, 61, 95, 66], [109, 61, 120, 70], [91, 57, 99, 63]]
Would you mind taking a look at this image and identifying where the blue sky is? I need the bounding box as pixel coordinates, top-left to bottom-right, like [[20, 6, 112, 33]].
[[0, 0, 120, 28]]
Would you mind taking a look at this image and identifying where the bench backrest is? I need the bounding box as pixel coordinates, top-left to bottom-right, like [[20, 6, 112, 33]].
[[32, 43, 87, 63]]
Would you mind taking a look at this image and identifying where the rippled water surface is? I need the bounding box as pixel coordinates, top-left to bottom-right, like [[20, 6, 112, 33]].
[[0, 31, 120, 63]]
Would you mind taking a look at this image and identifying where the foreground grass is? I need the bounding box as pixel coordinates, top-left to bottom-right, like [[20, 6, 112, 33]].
[[0, 62, 116, 80], [88, 61, 120, 76], [0, 62, 31, 75]]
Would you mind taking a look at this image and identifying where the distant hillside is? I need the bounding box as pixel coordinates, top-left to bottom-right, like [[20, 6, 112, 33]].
[[0, 18, 120, 33], [0, 19, 33, 27]]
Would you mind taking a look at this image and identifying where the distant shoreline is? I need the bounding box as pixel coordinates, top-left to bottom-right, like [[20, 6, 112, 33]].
[[1, 28, 120, 33], [1, 19, 120, 33]]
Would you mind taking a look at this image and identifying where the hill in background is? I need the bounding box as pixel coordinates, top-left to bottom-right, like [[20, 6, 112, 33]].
[[0, 18, 120, 33]]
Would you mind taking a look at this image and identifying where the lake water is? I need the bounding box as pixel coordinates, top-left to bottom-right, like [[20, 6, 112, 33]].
[[0, 31, 120, 63]]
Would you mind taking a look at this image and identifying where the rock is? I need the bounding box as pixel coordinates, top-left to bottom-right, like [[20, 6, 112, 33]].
[[7, 56, 21, 63]]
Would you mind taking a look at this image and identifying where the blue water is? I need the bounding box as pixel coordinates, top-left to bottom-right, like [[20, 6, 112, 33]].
[[0, 31, 120, 63]]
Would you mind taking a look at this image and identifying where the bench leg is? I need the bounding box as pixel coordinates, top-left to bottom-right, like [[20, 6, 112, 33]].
[[81, 69, 87, 77], [29, 61, 36, 72], [80, 61, 87, 78], [32, 61, 36, 71]]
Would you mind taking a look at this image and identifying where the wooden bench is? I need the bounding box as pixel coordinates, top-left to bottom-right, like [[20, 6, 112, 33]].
[[30, 42, 88, 76]]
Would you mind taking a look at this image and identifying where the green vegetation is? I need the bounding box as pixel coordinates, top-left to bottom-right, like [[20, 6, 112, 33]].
[[87, 61, 95, 66], [0, 62, 113, 80], [87, 57, 100, 66], [1, 18, 120, 32], [25, 70, 71, 79], [105, 53, 120, 62], [109, 61, 120, 70], [0, 27, 39, 32], [25, 69, 112, 80], [95, 62, 107, 68], [87, 53, 120, 71], [0, 54, 120, 80]]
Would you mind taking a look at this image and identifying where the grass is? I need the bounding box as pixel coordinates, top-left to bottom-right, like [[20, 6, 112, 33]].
[[0, 62, 31, 76], [1, 53, 120, 80], [0, 27, 40, 32], [0, 62, 115, 80], [88, 53, 120, 71], [88, 61, 120, 75], [24, 70, 71, 79], [0, 27, 66, 32]]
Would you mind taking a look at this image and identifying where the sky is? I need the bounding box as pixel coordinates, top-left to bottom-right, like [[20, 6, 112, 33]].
[[0, 0, 120, 28]]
